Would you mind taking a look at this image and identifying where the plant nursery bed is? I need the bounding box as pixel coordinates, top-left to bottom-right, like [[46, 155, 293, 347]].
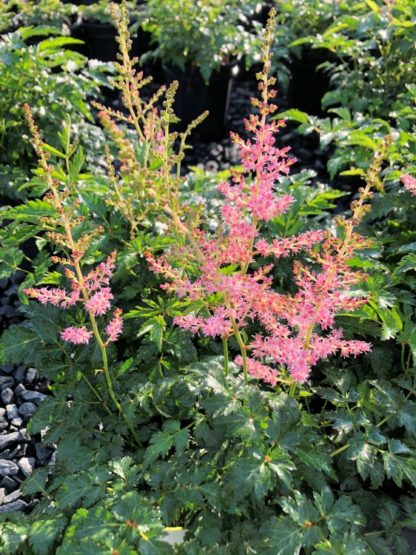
[[1, 1, 416, 553]]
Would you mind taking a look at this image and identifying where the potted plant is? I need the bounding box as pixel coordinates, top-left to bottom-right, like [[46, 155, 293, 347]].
[[0, 25, 107, 203], [273, 0, 343, 115], [142, 0, 262, 140], [4, 0, 77, 33]]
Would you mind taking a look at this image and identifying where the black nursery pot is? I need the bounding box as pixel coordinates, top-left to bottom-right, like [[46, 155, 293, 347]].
[[75, 19, 149, 67], [81, 22, 119, 62], [163, 64, 232, 142], [288, 48, 335, 116]]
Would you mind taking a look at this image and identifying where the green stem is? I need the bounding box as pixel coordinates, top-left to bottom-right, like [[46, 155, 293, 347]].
[[231, 317, 248, 384], [289, 382, 297, 398], [222, 336, 229, 376], [401, 342, 407, 374], [376, 415, 391, 429], [407, 348, 412, 371], [363, 530, 385, 538], [89, 316, 142, 447], [330, 443, 350, 458]]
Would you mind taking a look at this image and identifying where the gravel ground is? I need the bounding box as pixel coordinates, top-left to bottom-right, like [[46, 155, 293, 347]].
[[0, 277, 55, 514]]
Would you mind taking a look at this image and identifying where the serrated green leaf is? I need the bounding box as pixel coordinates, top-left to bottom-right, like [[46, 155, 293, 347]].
[[0, 247, 24, 279], [395, 254, 416, 274], [143, 421, 189, 467], [0, 326, 39, 365], [29, 516, 67, 555], [69, 147, 85, 183], [37, 37, 84, 52], [262, 517, 302, 555], [21, 467, 49, 495], [1, 199, 57, 222], [276, 109, 310, 124], [42, 144, 66, 159]]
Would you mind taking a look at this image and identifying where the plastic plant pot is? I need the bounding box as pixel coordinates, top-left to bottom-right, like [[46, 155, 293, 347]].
[[163, 64, 233, 142]]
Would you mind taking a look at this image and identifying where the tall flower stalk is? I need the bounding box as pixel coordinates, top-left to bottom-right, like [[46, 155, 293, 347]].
[[22, 104, 140, 446], [92, 1, 208, 239], [147, 9, 374, 387]]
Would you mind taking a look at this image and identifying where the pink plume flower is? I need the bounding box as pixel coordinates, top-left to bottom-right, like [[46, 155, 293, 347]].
[[60, 326, 91, 344], [201, 311, 231, 337], [83, 252, 116, 291], [173, 314, 203, 334], [147, 67, 371, 385], [24, 287, 74, 307], [26, 252, 122, 345], [85, 287, 113, 316], [105, 309, 123, 343], [401, 174, 416, 196], [235, 355, 278, 386]]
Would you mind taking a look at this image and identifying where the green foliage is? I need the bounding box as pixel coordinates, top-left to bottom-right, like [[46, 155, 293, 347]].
[[0, 0, 75, 32], [0, 2, 415, 553], [1, 123, 415, 551], [142, 0, 263, 82], [0, 25, 108, 200]]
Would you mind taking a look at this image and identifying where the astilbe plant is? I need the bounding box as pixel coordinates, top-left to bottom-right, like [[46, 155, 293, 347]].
[[14, 0, 212, 448], [21, 103, 140, 445], [147, 9, 375, 388]]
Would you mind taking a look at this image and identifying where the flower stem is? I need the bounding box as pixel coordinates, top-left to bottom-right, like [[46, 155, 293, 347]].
[[54, 184, 141, 447], [222, 336, 229, 376], [289, 382, 297, 398], [24, 105, 141, 446], [230, 317, 248, 384], [88, 312, 142, 447]]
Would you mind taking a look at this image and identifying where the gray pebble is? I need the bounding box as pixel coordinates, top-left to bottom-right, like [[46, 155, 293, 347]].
[[11, 418, 23, 427], [48, 450, 57, 467], [25, 368, 37, 383], [0, 377, 14, 390], [6, 404, 19, 420], [0, 499, 27, 513], [0, 431, 20, 451], [14, 367, 26, 383], [0, 460, 19, 476], [1, 444, 26, 461], [1, 388, 14, 405], [0, 366, 14, 375], [11, 445, 22, 458], [14, 384, 26, 397], [18, 457, 34, 478], [18, 402, 36, 419], [205, 160, 219, 172], [211, 143, 224, 156], [0, 488, 5, 504], [1, 476, 18, 492], [21, 390, 46, 404], [0, 419, 7, 431], [0, 408, 5, 417], [4, 489, 21, 503]]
